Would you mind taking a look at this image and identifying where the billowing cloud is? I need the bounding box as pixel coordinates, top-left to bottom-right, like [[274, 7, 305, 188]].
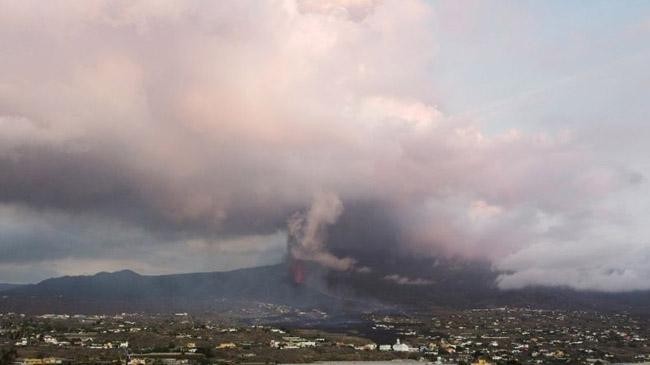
[[0, 0, 648, 290], [288, 193, 356, 271]]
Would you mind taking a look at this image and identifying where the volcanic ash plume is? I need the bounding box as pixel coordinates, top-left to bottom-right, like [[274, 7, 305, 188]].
[[287, 193, 356, 282]]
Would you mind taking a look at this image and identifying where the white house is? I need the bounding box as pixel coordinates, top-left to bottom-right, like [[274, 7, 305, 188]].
[[392, 338, 413, 352], [379, 344, 392, 351]]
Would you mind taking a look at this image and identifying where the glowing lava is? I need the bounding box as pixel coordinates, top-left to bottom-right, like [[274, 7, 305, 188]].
[[290, 259, 305, 285]]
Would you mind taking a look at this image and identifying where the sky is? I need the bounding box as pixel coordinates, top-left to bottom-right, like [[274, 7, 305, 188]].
[[1, 0, 650, 291]]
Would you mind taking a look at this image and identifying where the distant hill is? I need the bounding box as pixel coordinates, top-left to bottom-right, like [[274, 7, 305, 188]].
[[325, 257, 650, 314], [0, 265, 351, 314], [2, 261, 650, 315], [0, 283, 22, 292]]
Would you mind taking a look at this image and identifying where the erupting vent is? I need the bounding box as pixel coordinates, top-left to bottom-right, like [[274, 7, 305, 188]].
[[290, 259, 305, 285]]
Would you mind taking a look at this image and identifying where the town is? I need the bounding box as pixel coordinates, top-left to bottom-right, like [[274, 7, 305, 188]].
[[2, 307, 650, 365]]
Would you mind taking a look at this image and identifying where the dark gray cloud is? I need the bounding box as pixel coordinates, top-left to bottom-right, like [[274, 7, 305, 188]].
[[0, 0, 648, 290]]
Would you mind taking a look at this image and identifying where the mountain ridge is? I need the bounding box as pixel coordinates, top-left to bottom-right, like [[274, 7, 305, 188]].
[[0, 264, 356, 314], [2, 262, 650, 315]]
